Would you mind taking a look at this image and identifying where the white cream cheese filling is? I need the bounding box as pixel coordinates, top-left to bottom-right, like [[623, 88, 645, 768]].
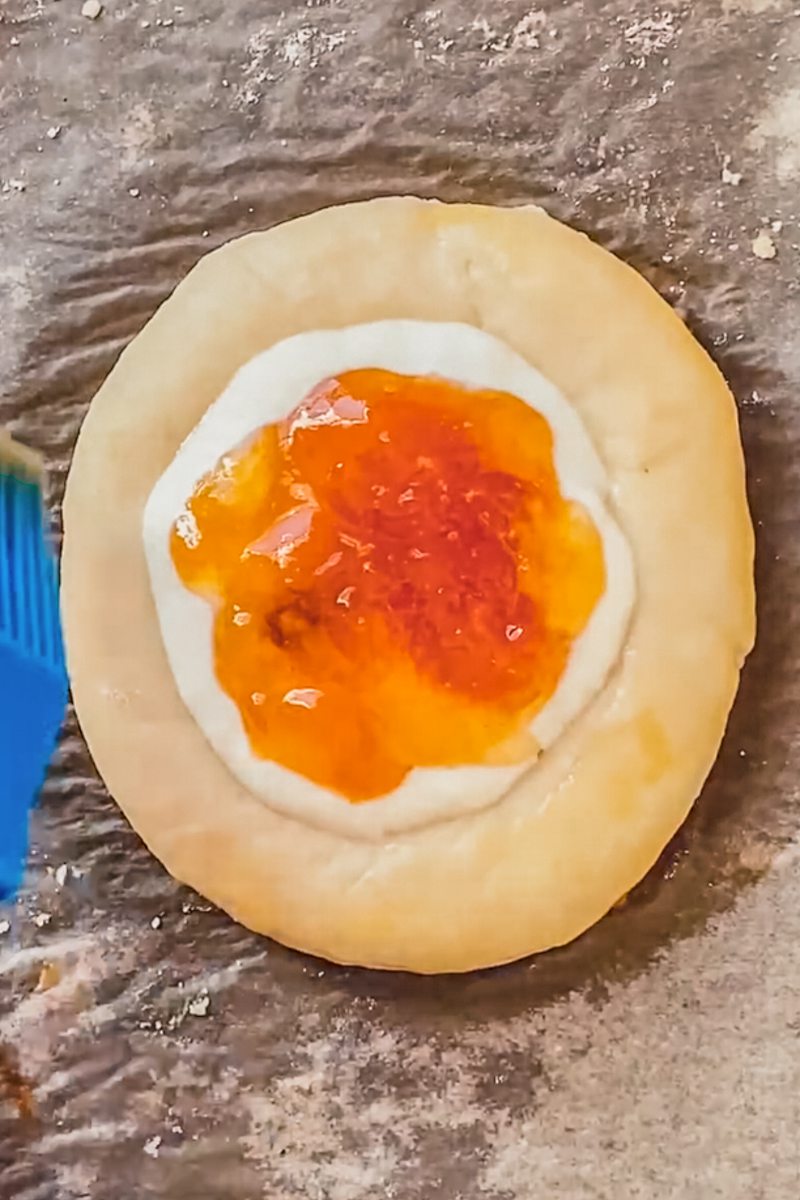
[[143, 321, 635, 839]]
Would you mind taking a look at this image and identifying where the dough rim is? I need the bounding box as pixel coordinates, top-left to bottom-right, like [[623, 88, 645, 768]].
[[61, 197, 755, 973]]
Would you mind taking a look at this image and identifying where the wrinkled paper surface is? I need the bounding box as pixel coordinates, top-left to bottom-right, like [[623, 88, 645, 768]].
[[1, 1, 799, 1196]]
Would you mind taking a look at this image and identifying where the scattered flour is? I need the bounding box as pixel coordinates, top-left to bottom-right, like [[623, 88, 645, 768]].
[[721, 0, 782, 11], [622, 12, 677, 66], [117, 102, 160, 172], [749, 86, 800, 183], [237, 22, 349, 105], [752, 230, 778, 259], [509, 10, 548, 50], [187, 991, 211, 1018], [280, 26, 347, 68], [721, 154, 743, 185], [415, 9, 552, 58]]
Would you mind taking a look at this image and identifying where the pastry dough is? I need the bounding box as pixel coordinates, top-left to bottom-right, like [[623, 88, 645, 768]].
[[61, 198, 755, 973], [143, 320, 635, 838]]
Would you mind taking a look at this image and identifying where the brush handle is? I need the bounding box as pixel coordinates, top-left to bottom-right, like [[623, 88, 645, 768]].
[[0, 644, 65, 900], [0, 455, 67, 900]]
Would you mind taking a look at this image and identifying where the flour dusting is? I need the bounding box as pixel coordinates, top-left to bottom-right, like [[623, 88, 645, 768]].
[[749, 86, 800, 183], [237, 20, 350, 105], [622, 11, 677, 66]]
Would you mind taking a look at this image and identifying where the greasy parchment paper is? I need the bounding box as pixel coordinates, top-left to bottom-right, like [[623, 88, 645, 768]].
[[1, 1, 799, 1197]]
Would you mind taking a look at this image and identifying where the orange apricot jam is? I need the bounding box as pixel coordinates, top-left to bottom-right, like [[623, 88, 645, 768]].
[[171, 369, 604, 801]]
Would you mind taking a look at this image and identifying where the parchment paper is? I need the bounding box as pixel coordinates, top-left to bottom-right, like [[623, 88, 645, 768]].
[[1, 1, 799, 1197]]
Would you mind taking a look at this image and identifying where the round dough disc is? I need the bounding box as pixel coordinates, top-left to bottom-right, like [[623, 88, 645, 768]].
[[61, 198, 755, 973]]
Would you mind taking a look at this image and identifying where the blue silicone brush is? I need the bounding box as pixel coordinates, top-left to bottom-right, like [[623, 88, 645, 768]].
[[0, 432, 68, 901]]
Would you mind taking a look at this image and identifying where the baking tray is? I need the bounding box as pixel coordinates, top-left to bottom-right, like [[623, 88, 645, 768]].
[[2, 1, 799, 1196]]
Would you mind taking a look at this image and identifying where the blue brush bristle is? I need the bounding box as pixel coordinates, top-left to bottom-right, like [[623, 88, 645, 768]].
[[0, 467, 67, 901], [0, 473, 63, 666]]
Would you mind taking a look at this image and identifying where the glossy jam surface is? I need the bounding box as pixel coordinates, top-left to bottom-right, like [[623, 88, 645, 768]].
[[171, 369, 604, 801]]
